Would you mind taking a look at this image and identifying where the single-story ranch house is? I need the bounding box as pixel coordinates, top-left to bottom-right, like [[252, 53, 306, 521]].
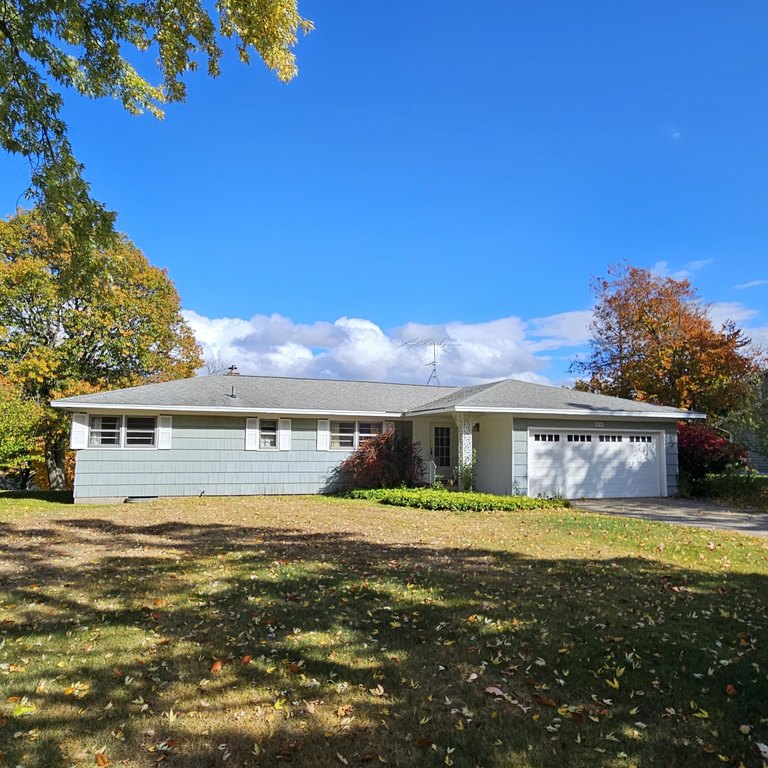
[[51, 373, 703, 503]]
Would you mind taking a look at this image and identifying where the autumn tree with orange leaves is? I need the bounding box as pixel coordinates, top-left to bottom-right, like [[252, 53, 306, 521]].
[[0, 209, 202, 488], [571, 264, 763, 418]]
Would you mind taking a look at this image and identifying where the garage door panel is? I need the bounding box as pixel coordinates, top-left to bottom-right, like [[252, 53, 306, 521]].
[[529, 430, 662, 499]]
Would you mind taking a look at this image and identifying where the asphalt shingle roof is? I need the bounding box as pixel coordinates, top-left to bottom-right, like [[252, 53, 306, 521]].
[[411, 378, 692, 416], [51, 374, 699, 419], [51, 375, 461, 414]]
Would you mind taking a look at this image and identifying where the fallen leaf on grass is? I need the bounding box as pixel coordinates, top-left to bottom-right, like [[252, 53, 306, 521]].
[[63, 682, 90, 699], [210, 660, 223, 674], [414, 737, 432, 748], [96, 753, 112, 767], [532, 694, 557, 708], [485, 686, 505, 697], [726, 684, 737, 696]]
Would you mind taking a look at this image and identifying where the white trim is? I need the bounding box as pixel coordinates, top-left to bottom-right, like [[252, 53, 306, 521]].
[[407, 405, 700, 419], [51, 402, 404, 418]]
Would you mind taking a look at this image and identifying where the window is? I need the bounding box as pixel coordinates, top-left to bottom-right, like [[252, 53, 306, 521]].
[[629, 435, 653, 443], [330, 421, 384, 450], [88, 415, 158, 447], [599, 434, 623, 443], [357, 421, 383, 444], [259, 419, 278, 449], [331, 421, 355, 449], [89, 415, 121, 447], [567, 434, 592, 442], [533, 433, 560, 442], [125, 416, 156, 446]]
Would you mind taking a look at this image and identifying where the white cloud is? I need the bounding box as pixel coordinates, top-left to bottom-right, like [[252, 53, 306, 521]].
[[735, 279, 768, 290], [707, 301, 760, 327], [527, 310, 593, 351], [181, 308, 591, 386], [650, 258, 713, 281]]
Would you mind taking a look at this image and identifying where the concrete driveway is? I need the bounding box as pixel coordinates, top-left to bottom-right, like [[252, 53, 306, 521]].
[[570, 497, 768, 537]]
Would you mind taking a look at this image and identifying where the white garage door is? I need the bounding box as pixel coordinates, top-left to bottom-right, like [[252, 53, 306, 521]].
[[528, 430, 663, 499]]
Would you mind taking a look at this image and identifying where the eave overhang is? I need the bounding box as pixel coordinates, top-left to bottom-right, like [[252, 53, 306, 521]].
[[403, 405, 706, 420], [50, 402, 404, 419]]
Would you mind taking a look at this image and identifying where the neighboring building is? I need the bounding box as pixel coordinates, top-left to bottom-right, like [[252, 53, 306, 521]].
[[51, 374, 703, 503]]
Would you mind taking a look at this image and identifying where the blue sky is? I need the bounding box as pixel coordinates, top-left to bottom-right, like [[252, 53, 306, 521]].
[[2, 1, 767, 385]]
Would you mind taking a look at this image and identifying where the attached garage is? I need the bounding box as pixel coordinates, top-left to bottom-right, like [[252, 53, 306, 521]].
[[527, 429, 665, 499]]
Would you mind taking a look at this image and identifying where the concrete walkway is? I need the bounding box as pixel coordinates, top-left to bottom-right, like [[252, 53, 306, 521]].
[[570, 497, 768, 537]]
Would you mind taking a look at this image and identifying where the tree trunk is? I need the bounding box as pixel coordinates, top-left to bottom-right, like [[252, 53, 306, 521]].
[[45, 440, 67, 490]]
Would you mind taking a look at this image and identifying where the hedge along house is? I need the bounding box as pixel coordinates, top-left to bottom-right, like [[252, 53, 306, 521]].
[[51, 374, 703, 503]]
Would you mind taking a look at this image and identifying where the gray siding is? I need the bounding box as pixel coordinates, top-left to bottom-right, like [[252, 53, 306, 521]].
[[74, 416, 351, 500], [511, 418, 679, 497]]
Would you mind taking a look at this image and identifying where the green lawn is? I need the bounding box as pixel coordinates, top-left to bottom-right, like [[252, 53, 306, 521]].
[[1, 494, 767, 767]]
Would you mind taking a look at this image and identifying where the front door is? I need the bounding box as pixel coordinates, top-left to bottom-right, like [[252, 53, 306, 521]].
[[432, 425, 453, 479]]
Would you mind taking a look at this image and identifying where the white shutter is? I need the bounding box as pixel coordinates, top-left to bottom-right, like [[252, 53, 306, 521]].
[[317, 419, 330, 451], [383, 420, 395, 433], [70, 413, 89, 449], [157, 415, 172, 449], [245, 418, 260, 450], [278, 418, 292, 451]]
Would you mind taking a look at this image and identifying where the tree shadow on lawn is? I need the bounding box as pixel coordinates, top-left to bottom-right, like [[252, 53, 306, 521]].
[[0, 516, 767, 767]]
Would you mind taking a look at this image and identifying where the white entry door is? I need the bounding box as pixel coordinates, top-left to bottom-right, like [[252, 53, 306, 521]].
[[431, 424, 453, 477], [528, 430, 663, 499]]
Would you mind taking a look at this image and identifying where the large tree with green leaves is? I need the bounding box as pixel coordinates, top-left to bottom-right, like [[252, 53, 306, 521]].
[[0, 209, 202, 487], [0, 376, 43, 485], [0, 0, 312, 258], [571, 263, 764, 418]]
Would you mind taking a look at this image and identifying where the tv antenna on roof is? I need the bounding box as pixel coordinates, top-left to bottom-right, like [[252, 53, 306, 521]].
[[398, 337, 459, 386]]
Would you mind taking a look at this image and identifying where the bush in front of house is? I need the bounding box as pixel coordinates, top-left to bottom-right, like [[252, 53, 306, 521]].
[[677, 422, 749, 479], [681, 473, 768, 509], [347, 487, 568, 511], [329, 431, 425, 492]]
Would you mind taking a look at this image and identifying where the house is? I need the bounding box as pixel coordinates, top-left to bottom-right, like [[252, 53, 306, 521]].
[[51, 374, 703, 503]]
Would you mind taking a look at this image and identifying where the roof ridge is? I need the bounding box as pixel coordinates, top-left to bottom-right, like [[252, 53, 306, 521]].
[[210, 374, 461, 390]]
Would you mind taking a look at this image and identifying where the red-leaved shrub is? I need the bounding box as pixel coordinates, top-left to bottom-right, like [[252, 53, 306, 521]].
[[677, 422, 748, 480], [330, 431, 424, 491]]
